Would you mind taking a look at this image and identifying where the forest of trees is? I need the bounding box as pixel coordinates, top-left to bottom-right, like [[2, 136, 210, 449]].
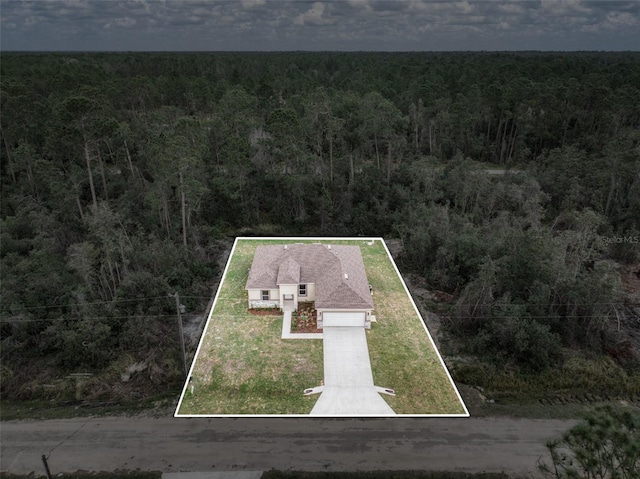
[[1, 52, 639, 404]]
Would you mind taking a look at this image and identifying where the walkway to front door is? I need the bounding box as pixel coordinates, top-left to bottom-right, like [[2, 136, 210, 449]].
[[281, 302, 323, 339]]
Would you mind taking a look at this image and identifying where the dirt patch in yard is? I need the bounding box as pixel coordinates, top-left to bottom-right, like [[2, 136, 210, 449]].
[[292, 302, 321, 333], [249, 308, 283, 316], [291, 322, 322, 334]]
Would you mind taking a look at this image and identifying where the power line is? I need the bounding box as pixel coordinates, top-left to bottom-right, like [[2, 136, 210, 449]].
[[45, 415, 93, 461], [5, 296, 172, 312], [5, 295, 214, 313], [0, 314, 179, 323], [6, 297, 637, 314]]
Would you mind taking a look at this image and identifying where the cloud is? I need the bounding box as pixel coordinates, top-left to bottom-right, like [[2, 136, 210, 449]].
[[599, 9, 640, 30], [605, 11, 637, 25], [103, 17, 137, 29], [409, 1, 453, 14], [540, 0, 592, 15], [346, 0, 373, 11], [294, 2, 334, 26], [457, 0, 474, 15], [241, 0, 266, 7], [497, 3, 526, 15], [370, 0, 407, 12], [0, 0, 638, 51], [23, 15, 48, 27]]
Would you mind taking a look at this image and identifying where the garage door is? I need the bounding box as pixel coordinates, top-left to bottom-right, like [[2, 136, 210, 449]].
[[323, 312, 366, 327]]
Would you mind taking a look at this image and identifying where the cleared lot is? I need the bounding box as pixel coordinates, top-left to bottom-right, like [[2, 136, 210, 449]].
[[176, 238, 466, 416]]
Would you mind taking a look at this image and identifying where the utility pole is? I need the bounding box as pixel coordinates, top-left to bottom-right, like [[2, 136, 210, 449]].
[[171, 292, 188, 378], [41, 455, 52, 479]]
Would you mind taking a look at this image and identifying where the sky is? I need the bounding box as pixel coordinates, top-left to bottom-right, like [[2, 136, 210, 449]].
[[1, 0, 638, 52]]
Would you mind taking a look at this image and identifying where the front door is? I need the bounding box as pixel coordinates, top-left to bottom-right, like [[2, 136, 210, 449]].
[[282, 293, 295, 311]]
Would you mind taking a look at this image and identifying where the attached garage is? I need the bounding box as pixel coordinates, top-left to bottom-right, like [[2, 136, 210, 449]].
[[322, 311, 366, 328]]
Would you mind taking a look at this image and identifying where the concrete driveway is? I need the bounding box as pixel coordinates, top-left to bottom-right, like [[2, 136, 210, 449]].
[[310, 326, 395, 416]]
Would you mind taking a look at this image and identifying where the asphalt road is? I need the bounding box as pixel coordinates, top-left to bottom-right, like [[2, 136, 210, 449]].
[[1, 414, 576, 475]]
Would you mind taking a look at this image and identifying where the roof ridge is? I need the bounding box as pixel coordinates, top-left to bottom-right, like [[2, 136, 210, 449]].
[[341, 277, 371, 304]]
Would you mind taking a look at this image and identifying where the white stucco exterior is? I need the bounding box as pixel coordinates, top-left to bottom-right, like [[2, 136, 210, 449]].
[[248, 288, 280, 309], [248, 282, 318, 311]]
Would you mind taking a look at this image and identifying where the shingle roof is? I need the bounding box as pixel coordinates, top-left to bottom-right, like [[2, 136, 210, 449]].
[[276, 256, 300, 284], [246, 244, 373, 310]]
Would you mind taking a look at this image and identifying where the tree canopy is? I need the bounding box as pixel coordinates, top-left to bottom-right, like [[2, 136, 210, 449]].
[[1, 51, 639, 403]]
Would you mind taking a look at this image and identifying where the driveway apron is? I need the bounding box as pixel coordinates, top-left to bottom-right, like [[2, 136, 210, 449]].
[[310, 326, 395, 415]]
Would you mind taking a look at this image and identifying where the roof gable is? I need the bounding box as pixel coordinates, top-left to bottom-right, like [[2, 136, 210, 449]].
[[277, 256, 301, 284]]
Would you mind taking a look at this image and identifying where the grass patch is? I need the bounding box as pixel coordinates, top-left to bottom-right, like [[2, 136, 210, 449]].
[[0, 471, 161, 479], [0, 472, 514, 479], [0, 393, 178, 421], [451, 354, 640, 418], [178, 238, 324, 414], [471, 398, 640, 419], [359, 240, 465, 414], [177, 238, 466, 415], [452, 355, 640, 399], [262, 472, 511, 479]]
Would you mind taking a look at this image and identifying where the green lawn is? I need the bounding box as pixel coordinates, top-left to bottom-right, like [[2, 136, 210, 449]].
[[176, 238, 467, 415]]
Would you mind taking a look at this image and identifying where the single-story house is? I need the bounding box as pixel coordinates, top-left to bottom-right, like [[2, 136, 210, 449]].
[[245, 243, 374, 329]]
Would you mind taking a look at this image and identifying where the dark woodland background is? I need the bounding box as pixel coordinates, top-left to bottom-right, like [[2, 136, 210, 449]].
[[1, 52, 639, 410]]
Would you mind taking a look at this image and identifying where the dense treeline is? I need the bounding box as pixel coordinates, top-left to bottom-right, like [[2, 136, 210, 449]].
[[1, 52, 639, 401]]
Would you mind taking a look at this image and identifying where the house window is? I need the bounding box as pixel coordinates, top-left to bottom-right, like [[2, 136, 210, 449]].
[[299, 284, 307, 296], [261, 290, 269, 301]]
